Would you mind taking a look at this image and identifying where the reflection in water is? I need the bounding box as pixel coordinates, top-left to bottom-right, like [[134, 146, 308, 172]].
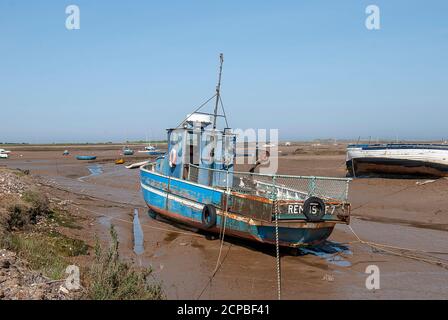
[[133, 209, 144, 255], [300, 241, 352, 267]]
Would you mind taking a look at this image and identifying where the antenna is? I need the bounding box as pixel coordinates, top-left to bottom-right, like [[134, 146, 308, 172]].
[[213, 53, 224, 129]]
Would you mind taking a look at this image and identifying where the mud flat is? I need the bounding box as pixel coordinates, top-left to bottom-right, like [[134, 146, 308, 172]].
[[2, 143, 448, 299]]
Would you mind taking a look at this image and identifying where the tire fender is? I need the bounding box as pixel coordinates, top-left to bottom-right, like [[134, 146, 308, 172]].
[[201, 204, 217, 229], [303, 196, 326, 222]]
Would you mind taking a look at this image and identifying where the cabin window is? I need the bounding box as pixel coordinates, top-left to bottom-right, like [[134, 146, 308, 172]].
[[201, 132, 215, 164], [223, 135, 235, 166], [215, 134, 223, 163], [187, 130, 200, 165]]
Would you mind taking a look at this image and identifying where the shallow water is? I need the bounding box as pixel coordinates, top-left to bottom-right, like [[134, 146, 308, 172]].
[[78, 164, 103, 181], [300, 241, 352, 267], [133, 208, 144, 255]]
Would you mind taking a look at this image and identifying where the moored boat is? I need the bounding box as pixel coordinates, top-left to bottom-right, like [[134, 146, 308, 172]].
[[0, 149, 10, 159], [115, 158, 125, 164], [76, 155, 97, 161], [126, 160, 150, 169], [346, 143, 448, 177], [146, 150, 165, 156], [123, 147, 134, 156], [139, 55, 352, 248]]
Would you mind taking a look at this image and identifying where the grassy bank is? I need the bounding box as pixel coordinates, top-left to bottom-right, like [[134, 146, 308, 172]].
[[0, 187, 89, 280], [0, 168, 164, 300]]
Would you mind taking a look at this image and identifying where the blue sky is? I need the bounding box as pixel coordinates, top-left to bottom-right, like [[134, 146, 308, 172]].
[[1, 0, 447, 143]]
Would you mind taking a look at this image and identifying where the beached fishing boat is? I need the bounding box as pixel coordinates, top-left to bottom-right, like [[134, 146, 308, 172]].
[[0, 149, 10, 158], [123, 147, 134, 156], [138, 144, 165, 156], [146, 150, 165, 156], [139, 55, 351, 248], [346, 143, 448, 177], [115, 158, 125, 165], [76, 155, 97, 161], [127, 160, 150, 169]]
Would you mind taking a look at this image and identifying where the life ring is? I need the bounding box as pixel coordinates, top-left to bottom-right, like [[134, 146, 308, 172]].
[[303, 196, 326, 222], [201, 204, 217, 229], [169, 148, 177, 168]]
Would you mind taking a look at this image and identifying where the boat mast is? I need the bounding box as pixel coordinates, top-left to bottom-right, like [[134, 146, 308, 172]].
[[213, 53, 224, 129]]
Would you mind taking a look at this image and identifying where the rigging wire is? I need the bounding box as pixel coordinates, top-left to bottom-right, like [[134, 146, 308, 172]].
[[173, 94, 217, 129], [219, 95, 229, 128]]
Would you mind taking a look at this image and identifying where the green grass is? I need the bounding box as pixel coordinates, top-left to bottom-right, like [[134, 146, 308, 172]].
[[2, 230, 89, 280], [87, 225, 164, 300], [48, 209, 83, 230]]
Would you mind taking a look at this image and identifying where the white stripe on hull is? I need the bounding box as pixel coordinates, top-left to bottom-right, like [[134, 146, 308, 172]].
[[140, 182, 337, 229]]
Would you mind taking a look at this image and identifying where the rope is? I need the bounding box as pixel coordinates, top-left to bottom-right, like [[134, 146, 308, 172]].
[[54, 196, 204, 238], [214, 214, 228, 272], [347, 224, 448, 269], [219, 95, 229, 128], [174, 94, 217, 129], [273, 198, 281, 300], [196, 173, 232, 300], [39, 179, 146, 209], [196, 213, 230, 300]]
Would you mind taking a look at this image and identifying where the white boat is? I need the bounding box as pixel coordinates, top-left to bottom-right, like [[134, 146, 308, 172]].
[[0, 149, 10, 159], [125, 160, 150, 169], [346, 143, 448, 177]]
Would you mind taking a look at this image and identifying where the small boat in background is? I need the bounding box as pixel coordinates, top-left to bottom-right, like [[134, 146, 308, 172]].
[[138, 145, 165, 155], [146, 150, 165, 156], [347, 143, 448, 177], [115, 158, 125, 165], [122, 147, 134, 156], [126, 160, 150, 169], [0, 149, 10, 159], [76, 155, 97, 161]]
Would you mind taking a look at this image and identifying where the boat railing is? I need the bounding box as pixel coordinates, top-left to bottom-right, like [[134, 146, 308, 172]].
[[186, 164, 351, 203]]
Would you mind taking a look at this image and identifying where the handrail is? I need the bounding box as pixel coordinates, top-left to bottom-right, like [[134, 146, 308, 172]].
[[187, 164, 352, 182]]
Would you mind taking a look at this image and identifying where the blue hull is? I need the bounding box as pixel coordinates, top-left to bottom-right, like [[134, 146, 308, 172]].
[[76, 156, 97, 160], [140, 167, 336, 247]]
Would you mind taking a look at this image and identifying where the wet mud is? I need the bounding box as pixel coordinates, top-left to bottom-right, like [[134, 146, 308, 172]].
[[1, 146, 448, 299]]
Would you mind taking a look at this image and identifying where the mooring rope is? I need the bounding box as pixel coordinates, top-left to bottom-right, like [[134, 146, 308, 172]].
[[54, 197, 204, 238], [273, 198, 282, 300], [347, 224, 448, 269], [196, 174, 232, 300], [196, 213, 229, 300]]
